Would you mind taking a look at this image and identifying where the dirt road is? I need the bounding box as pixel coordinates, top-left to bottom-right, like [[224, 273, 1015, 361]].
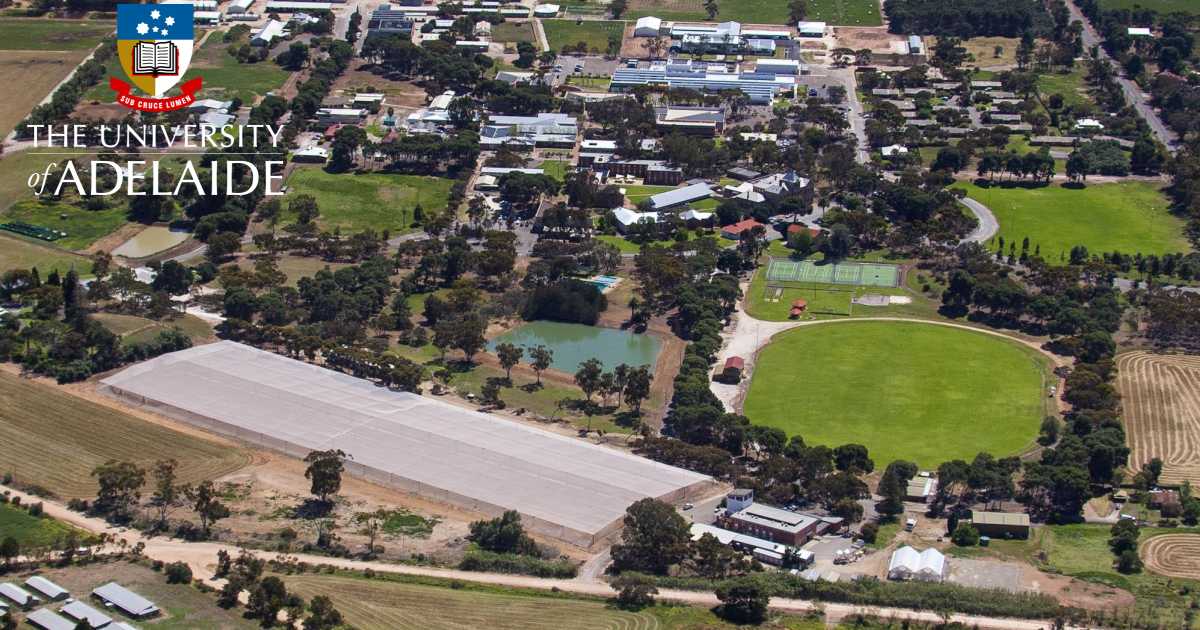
[[2, 484, 1073, 629]]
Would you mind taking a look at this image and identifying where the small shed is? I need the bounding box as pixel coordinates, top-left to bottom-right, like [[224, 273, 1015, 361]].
[[789, 299, 807, 318], [719, 356, 746, 382]]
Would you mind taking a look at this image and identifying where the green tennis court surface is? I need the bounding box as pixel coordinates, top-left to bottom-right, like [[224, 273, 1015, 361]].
[[766, 259, 899, 287]]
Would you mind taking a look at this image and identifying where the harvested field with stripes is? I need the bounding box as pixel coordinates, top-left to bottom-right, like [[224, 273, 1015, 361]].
[[285, 575, 661, 630], [1140, 534, 1200, 579], [0, 370, 251, 498], [1115, 352, 1200, 487]]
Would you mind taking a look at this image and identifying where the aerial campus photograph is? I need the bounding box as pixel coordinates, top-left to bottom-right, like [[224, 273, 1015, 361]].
[[3, 0, 1200, 629]]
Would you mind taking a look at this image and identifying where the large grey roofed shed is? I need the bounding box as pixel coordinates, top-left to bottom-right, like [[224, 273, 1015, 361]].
[[25, 609, 76, 630], [91, 583, 159, 617], [101, 342, 710, 547], [61, 599, 113, 628], [24, 576, 67, 601]]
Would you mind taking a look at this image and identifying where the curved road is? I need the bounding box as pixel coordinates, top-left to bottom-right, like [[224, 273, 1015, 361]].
[[959, 197, 999, 244]]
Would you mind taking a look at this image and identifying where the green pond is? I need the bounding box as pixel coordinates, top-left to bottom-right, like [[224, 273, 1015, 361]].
[[487, 321, 660, 373]]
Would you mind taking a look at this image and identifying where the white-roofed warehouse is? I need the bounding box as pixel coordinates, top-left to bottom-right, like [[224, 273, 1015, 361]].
[[100, 341, 711, 547]]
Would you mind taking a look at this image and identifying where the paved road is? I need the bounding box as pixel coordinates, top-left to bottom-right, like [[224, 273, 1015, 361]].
[[0, 485, 1075, 629], [959, 197, 999, 244], [828, 65, 870, 163], [1066, 0, 1178, 153]]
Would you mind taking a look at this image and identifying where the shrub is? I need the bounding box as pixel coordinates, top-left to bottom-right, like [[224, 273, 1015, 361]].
[[860, 522, 880, 544], [715, 577, 768, 624], [165, 561, 194, 584], [1117, 550, 1143, 574], [613, 574, 657, 610], [951, 522, 980, 547], [458, 549, 578, 578], [27, 502, 43, 517]]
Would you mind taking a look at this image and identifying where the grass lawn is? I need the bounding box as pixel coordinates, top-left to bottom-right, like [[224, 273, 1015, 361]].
[[492, 21, 537, 43], [1035, 524, 1200, 627], [955, 181, 1190, 261], [542, 19, 625, 53], [743, 321, 1049, 469], [2, 199, 130, 251], [284, 572, 826, 630], [284, 167, 454, 235], [954, 36, 1021, 69], [803, 0, 883, 26], [0, 370, 251, 498], [92, 312, 214, 346], [0, 502, 89, 548], [0, 234, 92, 276], [1036, 66, 1093, 109], [0, 18, 112, 50], [596, 230, 718, 254], [540, 159, 570, 182], [565, 75, 611, 90]]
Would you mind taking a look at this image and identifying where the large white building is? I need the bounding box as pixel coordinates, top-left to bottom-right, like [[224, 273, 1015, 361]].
[[634, 15, 664, 37], [101, 342, 711, 548]]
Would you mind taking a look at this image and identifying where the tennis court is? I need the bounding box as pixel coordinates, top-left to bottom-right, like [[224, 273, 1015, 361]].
[[766, 259, 899, 287]]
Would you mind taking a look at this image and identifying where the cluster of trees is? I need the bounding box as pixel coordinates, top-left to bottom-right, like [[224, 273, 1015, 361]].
[[291, 39, 354, 121], [1142, 289, 1200, 351], [86, 458, 232, 539], [1065, 139, 1131, 180], [215, 551, 345, 628], [571, 359, 654, 416], [0, 265, 194, 383], [459, 510, 578, 577], [931, 245, 1127, 522], [975, 147, 1056, 183], [883, 0, 1049, 37], [521, 279, 606, 325]]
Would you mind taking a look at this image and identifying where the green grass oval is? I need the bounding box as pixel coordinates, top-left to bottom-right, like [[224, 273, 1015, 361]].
[[742, 321, 1049, 469]]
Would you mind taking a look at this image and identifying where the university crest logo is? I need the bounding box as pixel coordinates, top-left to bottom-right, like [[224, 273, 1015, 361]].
[[111, 3, 201, 111]]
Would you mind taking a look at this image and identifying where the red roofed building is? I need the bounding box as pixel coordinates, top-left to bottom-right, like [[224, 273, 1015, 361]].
[[717, 356, 745, 383], [789, 299, 807, 318], [721, 218, 765, 239], [787, 224, 821, 237]]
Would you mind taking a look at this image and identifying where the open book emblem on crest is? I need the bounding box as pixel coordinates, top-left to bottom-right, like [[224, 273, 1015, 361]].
[[111, 3, 202, 111]]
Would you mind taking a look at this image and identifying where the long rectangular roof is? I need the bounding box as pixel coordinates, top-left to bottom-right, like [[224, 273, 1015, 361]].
[[24, 576, 67, 600], [92, 583, 159, 617], [101, 342, 709, 541], [25, 609, 75, 630]]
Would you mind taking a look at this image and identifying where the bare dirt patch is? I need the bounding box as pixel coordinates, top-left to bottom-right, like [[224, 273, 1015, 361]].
[[0, 50, 88, 136], [834, 27, 905, 53], [1115, 352, 1200, 487], [1141, 534, 1200, 580]]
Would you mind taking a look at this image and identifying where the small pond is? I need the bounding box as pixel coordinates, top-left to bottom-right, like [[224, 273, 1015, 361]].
[[112, 226, 190, 258], [487, 321, 660, 374]]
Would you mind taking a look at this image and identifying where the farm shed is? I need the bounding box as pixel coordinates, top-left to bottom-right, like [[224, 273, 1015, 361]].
[[101, 342, 711, 548], [25, 609, 74, 630], [970, 511, 1031, 539], [91, 583, 160, 618], [23, 576, 67, 602]]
